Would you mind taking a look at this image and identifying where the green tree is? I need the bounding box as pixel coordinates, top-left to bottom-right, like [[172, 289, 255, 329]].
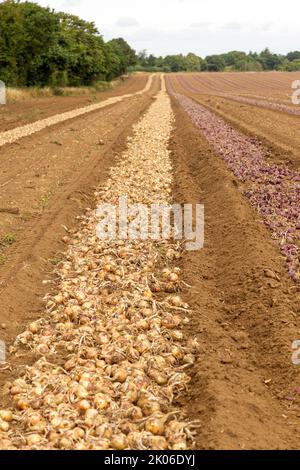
[[147, 54, 157, 67], [258, 48, 283, 70], [286, 51, 300, 62], [281, 59, 300, 71], [184, 53, 202, 71], [19, 2, 61, 85], [164, 54, 185, 72], [0, 0, 24, 85], [107, 38, 136, 75], [290, 59, 300, 71], [222, 51, 248, 68], [0, 0, 136, 86], [205, 55, 225, 72], [57, 13, 107, 85], [0, 0, 60, 85], [137, 50, 148, 67]]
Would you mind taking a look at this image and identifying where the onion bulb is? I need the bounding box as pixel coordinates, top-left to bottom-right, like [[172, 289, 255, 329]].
[[112, 369, 128, 384], [145, 417, 165, 435], [0, 410, 13, 423], [111, 434, 128, 450], [147, 435, 168, 450], [26, 434, 42, 446], [77, 400, 90, 412], [94, 393, 110, 410], [0, 420, 10, 432]]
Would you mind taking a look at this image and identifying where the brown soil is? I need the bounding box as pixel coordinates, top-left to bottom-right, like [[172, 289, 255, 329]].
[[1, 72, 300, 450], [169, 75, 300, 169], [170, 96, 300, 450], [0, 75, 149, 132], [0, 74, 160, 393], [171, 71, 298, 102], [190, 94, 300, 170]]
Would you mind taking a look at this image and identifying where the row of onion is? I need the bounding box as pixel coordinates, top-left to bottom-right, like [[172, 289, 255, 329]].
[[0, 86, 198, 450], [174, 93, 300, 285]]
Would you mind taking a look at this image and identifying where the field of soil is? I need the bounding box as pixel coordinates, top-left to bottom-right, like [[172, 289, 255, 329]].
[[0, 75, 148, 133], [0, 73, 159, 345], [0, 72, 299, 450], [168, 72, 300, 169], [171, 71, 299, 106], [170, 96, 300, 450]]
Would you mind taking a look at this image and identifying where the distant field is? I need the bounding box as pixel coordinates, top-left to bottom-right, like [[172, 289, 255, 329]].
[[168, 71, 300, 111], [166, 72, 300, 166]]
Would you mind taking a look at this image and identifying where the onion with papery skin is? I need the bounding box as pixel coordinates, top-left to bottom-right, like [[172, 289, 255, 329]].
[[145, 417, 165, 435], [111, 434, 128, 450], [0, 85, 196, 452], [0, 411, 13, 423], [77, 400, 90, 412], [0, 421, 10, 432]]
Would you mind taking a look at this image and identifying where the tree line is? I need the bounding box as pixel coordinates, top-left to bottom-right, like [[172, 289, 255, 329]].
[[0, 0, 136, 87], [1, 0, 299, 89], [134, 49, 300, 73]]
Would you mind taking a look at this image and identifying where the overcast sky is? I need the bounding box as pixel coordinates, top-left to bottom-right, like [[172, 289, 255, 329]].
[[36, 0, 300, 56]]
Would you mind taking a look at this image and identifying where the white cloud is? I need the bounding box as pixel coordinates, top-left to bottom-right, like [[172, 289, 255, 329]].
[[221, 22, 245, 31], [35, 0, 300, 56], [116, 17, 139, 28]]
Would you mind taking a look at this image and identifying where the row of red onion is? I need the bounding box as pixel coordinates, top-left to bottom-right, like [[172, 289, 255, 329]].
[[172, 92, 300, 285]]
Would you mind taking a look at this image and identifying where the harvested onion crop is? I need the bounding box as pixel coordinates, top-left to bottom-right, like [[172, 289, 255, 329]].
[[0, 78, 198, 450], [172, 92, 300, 286], [174, 75, 300, 116]]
